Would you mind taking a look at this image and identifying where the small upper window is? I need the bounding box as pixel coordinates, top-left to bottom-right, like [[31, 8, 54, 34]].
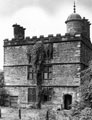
[[45, 44, 53, 60], [28, 56, 31, 63], [27, 66, 34, 80], [43, 66, 52, 80]]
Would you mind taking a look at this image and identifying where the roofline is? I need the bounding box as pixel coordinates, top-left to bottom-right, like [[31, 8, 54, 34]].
[[65, 19, 82, 24]]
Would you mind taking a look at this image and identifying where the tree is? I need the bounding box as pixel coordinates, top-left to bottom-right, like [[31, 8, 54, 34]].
[[31, 40, 45, 108], [0, 71, 9, 106], [80, 67, 92, 108], [0, 72, 4, 86], [29, 40, 53, 108]]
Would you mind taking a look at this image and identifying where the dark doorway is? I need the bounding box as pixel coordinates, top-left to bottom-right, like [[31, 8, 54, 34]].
[[64, 94, 72, 110], [42, 94, 48, 102]]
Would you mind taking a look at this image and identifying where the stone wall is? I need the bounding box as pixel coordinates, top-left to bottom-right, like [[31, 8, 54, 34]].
[[4, 41, 81, 86], [53, 41, 80, 63], [51, 87, 78, 107], [51, 41, 81, 86], [4, 87, 28, 104], [43, 64, 80, 86], [4, 66, 27, 85], [4, 45, 33, 104], [4, 46, 28, 66], [4, 34, 92, 106], [81, 42, 92, 66], [52, 64, 80, 86], [66, 21, 82, 35], [4, 39, 81, 105]]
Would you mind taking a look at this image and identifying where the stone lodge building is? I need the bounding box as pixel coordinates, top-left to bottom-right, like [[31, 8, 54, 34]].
[[3, 6, 92, 110]]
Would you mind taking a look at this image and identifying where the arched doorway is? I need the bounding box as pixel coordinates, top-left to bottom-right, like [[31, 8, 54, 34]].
[[64, 94, 72, 110]]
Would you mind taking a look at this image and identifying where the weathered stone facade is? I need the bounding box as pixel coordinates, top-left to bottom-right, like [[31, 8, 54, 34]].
[[3, 10, 92, 110]]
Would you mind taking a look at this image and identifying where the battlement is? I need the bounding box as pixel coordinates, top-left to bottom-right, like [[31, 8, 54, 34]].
[[5, 24, 90, 47], [4, 33, 84, 47], [83, 17, 91, 25]]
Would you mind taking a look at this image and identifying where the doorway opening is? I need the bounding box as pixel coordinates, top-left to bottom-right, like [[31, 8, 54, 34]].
[[64, 94, 72, 110]]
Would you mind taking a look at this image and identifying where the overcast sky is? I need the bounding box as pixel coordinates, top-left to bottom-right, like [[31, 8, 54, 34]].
[[0, 0, 92, 70]]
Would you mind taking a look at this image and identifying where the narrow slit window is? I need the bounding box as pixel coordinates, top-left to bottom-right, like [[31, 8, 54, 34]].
[[28, 66, 34, 80]]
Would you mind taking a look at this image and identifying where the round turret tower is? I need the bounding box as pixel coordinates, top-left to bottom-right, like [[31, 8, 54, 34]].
[[65, 2, 83, 35]]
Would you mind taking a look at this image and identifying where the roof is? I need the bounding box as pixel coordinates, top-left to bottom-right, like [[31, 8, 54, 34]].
[[66, 13, 82, 23]]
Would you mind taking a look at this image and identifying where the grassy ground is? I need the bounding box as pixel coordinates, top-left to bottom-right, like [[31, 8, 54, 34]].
[[0, 107, 47, 120], [0, 107, 19, 120], [0, 107, 71, 120]]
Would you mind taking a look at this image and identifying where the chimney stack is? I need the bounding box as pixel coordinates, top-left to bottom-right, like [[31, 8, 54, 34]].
[[13, 24, 26, 40]]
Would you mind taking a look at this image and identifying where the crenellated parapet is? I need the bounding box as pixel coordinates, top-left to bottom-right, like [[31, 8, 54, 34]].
[[4, 24, 92, 51], [3, 29, 82, 47]]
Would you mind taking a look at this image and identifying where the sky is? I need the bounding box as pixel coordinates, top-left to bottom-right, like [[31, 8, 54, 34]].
[[0, 0, 92, 70]]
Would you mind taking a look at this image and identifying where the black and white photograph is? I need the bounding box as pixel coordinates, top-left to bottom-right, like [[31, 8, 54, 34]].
[[0, 0, 92, 120]]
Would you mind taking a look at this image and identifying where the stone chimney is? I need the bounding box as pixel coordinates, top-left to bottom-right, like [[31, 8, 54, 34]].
[[13, 24, 26, 40]]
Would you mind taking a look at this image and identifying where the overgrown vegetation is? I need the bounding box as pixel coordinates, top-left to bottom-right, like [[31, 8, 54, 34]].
[[30, 40, 53, 108], [0, 71, 4, 86], [71, 64, 92, 120], [0, 71, 7, 106]]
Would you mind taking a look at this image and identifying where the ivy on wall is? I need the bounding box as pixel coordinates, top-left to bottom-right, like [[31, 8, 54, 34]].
[[28, 40, 53, 108]]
